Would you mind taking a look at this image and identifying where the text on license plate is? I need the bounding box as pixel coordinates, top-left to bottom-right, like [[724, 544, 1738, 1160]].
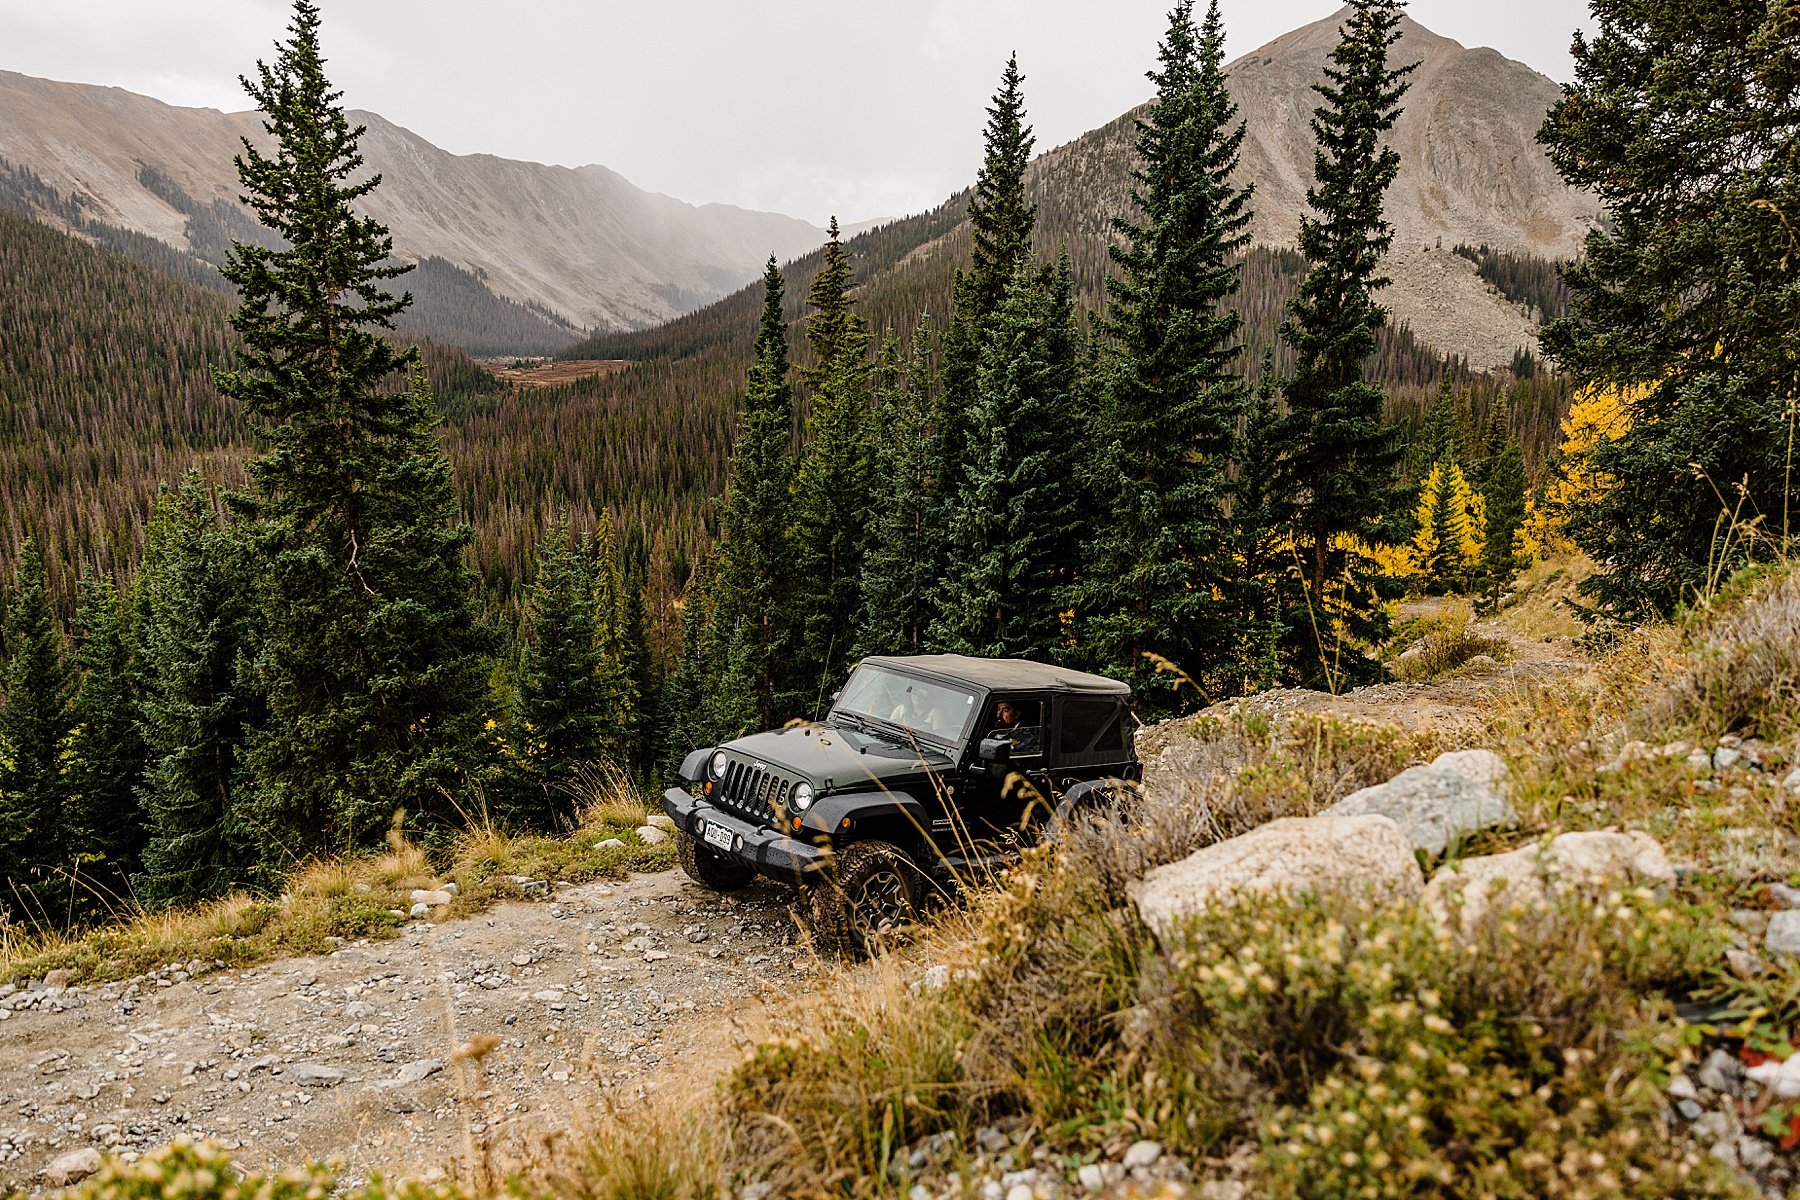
[[703, 823, 735, 851]]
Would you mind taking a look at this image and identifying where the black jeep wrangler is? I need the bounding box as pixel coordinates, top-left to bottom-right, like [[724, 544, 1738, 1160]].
[[663, 653, 1139, 954]]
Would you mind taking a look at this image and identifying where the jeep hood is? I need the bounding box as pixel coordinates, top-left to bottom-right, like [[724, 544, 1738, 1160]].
[[721, 725, 951, 792]]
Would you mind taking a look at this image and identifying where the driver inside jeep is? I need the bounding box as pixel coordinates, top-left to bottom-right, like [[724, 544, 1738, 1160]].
[[989, 700, 1042, 754]]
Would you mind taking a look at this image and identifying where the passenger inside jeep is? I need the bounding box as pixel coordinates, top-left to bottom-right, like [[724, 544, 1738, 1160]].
[[988, 699, 1043, 754]]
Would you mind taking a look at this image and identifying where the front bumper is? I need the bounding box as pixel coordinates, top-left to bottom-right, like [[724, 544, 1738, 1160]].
[[663, 786, 828, 884]]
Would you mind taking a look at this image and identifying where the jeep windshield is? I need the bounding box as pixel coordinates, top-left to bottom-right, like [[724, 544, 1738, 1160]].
[[829, 664, 977, 748]]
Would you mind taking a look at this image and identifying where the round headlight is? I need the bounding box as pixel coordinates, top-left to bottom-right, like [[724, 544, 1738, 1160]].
[[791, 782, 815, 812], [708, 750, 728, 780]]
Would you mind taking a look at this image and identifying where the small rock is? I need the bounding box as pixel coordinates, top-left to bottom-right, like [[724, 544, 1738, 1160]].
[[1694, 1109, 1741, 1144], [512, 953, 534, 966], [917, 965, 951, 993], [1077, 1163, 1124, 1192], [976, 1126, 1009, 1154], [647, 814, 677, 832], [409, 903, 430, 918], [408, 889, 453, 908], [596, 838, 626, 850], [287, 1063, 346, 1088], [344, 1001, 377, 1019], [1738, 1136, 1775, 1171], [1676, 1099, 1704, 1121], [40, 1147, 102, 1186], [1698, 1048, 1745, 1095], [1766, 911, 1800, 957], [1783, 767, 1800, 795], [636, 825, 670, 846], [1726, 947, 1769, 979], [1686, 750, 1713, 772], [1769, 883, 1800, 911], [1714, 746, 1745, 772], [441, 881, 460, 897], [388, 1059, 444, 1087], [1122, 1139, 1163, 1169], [1006, 1186, 1035, 1200], [42, 968, 73, 990], [1668, 1074, 1699, 1101]]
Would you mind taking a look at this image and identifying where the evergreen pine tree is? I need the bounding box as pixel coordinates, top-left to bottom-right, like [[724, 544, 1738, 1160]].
[[615, 548, 656, 781], [513, 521, 610, 826], [219, 3, 491, 872], [930, 261, 1083, 659], [136, 476, 258, 905], [857, 325, 942, 657], [1271, 0, 1415, 683], [0, 539, 73, 919], [934, 57, 1040, 585], [1539, 0, 1800, 617], [1235, 355, 1289, 692], [1479, 437, 1529, 599], [1079, 0, 1255, 711], [787, 220, 871, 713], [708, 258, 799, 726], [65, 576, 148, 894]]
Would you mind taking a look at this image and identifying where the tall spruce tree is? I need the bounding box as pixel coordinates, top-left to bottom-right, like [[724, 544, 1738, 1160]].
[[219, 3, 490, 873], [930, 261, 1083, 659], [66, 577, 148, 892], [1236, 355, 1289, 693], [1272, 0, 1414, 684], [934, 57, 1041, 584], [1080, 0, 1255, 711], [1540, 0, 1800, 617], [136, 476, 257, 906], [513, 521, 611, 826], [1479, 437, 1528, 599], [0, 540, 73, 919], [856, 326, 941, 657], [709, 258, 799, 726], [788, 220, 871, 713]]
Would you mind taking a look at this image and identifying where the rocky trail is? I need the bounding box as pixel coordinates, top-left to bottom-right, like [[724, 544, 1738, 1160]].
[[0, 871, 818, 1193]]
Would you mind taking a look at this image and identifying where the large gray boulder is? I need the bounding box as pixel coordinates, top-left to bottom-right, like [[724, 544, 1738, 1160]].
[[1424, 830, 1674, 939], [1129, 814, 1424, 940], [41, 1147, 103, 1186], [1324, 749, 1516, 855]]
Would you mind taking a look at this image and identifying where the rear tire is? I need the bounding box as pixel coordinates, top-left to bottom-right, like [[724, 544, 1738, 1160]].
[[677, 830, 756, 892], [806, 840, 923, 959]]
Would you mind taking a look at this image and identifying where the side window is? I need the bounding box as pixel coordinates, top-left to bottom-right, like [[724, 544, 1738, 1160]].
[[985, 697, 1045, 757], [1059, 698, 1125, 758]]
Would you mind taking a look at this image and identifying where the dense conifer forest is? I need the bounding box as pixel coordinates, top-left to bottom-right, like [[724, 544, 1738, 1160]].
[[8, 0, 1791, 936]]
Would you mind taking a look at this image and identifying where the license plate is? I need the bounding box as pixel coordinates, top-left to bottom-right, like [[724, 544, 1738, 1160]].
[[703, 822, 735, 851]]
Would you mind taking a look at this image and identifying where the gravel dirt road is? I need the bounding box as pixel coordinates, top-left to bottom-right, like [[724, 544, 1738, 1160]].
[[0, 869, 816, 1193]]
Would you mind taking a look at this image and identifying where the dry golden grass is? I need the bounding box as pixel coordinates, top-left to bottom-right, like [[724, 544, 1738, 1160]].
[[0, 779, 673, 988], [1495, 554, 1595, 641]]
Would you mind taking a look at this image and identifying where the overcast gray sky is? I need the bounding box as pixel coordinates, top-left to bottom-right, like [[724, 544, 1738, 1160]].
[[0, 1, 1595, 225]]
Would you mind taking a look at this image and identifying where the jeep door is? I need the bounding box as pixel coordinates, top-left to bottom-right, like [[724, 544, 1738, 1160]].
[[966, 692, 1053, 838], [1050, 694, 1133, 791]]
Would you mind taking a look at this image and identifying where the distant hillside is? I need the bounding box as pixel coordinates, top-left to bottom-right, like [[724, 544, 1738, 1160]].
[[0, 200, 743, 605], [0, 68, 827, 351]]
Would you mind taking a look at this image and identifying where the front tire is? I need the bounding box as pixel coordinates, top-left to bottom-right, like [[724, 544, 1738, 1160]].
[[806, 840, 922, 959], [677, 830, 756, 892]]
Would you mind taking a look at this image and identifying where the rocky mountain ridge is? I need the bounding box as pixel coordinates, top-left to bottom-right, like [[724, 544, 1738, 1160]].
[[0, 69, 826, 337]]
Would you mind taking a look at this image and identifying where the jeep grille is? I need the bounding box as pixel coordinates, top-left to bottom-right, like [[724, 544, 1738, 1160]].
[[716, 759, 792, 826]]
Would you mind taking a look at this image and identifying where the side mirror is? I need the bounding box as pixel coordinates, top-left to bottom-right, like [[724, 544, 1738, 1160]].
[[830, 690, 842, 704], [979, 736, 1013, 766]]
